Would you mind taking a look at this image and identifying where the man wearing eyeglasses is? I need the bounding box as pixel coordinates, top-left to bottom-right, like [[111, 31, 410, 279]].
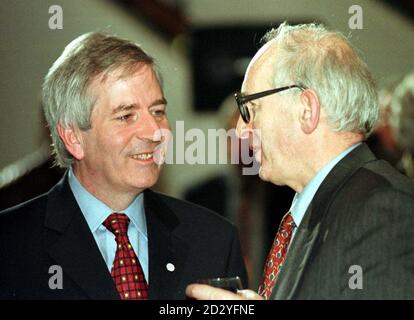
[[187, 22, 414, 300]]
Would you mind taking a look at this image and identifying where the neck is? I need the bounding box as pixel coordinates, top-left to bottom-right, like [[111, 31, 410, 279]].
[[290, 132, 362, 193], [72, 165, 141, 211]]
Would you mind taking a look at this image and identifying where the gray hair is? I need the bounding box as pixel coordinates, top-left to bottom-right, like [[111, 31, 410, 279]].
[[42, 32, 155, 167], [262, 22, 379, 138], [390, 71, 414, 155]]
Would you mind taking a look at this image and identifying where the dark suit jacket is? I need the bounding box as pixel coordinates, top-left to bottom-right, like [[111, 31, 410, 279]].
[[272, 143, 414, 299], [0, 174, 247, 299]]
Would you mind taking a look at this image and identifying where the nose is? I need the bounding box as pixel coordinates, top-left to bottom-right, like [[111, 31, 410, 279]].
[[236, 116, 252, 140], [137, 112, 166, 143]]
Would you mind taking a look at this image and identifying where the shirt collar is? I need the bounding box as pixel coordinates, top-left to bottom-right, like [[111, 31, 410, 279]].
[[289, 143, 361, 227], [68, 167, 147, 238]]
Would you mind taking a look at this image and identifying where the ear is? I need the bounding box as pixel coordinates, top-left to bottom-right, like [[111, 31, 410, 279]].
[[56, 123, 85, 160], [299, 89, 320, 134]]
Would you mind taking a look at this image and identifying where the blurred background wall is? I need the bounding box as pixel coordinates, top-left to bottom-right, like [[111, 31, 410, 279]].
[[0, 0, 413, 198], [0, 0, 411, 199]]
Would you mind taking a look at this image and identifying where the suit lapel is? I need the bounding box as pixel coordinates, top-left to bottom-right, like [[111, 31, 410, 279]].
[[270, 143, 377, 299], [271, 202, 320, 299], [44, 174, 119, 299], [144, 190, 190, 299]]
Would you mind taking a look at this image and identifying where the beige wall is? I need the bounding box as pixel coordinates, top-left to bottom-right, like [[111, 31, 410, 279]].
[[186, 0, 414, 87], [0, 0, 413, 197]]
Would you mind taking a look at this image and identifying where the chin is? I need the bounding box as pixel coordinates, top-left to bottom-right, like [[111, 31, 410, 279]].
[[126, 172, 160, 192], [258, 165, 269, 182], [135, 177, 159, 190]]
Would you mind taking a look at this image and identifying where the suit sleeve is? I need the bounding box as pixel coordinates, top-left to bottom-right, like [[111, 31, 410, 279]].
[[343, 187, 414, 299], [225, 225, 249, 289]]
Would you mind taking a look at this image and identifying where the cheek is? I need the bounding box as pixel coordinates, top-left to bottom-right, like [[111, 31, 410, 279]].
[[111, 133, 129, 147], [85, 129, 129, 167], [260, 122, 287, 164], [259, 118, 276, 149], [109, 128, 135, 148]]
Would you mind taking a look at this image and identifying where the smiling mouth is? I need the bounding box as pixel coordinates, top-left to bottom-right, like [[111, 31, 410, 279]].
[[130, 153, 154, 161]]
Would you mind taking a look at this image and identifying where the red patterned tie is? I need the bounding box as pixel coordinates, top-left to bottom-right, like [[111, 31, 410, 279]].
[[258, 212, 296, 299], [103, 213, 149, 300]]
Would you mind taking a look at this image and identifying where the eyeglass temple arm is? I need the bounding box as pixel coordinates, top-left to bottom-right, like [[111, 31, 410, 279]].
[[237, 85, 306, 103]]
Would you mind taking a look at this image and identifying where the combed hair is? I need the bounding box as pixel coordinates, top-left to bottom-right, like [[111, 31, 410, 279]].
[[42, 32, 154, 167], [262, 22, 379, 138], [390, 71, 414, 155]]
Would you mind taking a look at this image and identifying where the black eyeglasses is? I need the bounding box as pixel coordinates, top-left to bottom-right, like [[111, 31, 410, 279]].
[[234, 85, 306, 123]]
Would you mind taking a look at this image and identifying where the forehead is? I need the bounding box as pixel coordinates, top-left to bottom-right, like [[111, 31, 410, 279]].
[[88, 64, 163, 114], [242, 40, 278, 93], [90, 64, 160, 97], [99, 64, 158, 89]]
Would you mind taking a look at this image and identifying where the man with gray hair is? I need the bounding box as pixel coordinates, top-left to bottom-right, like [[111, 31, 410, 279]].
[[187, 22, 414, 300], [0, 32, 247, 299]]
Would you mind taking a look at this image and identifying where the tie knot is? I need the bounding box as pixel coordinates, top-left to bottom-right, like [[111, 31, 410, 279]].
[[280, 212, 296, 233], [103, 213, 130, 236]]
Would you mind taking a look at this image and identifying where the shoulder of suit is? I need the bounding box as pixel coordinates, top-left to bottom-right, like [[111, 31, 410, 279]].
[[0, 192, 48, 224], [353, 159, 414, 197], [324, 160, 414, 223], [333, 160, 414, 224], [0, 194, 49, 244]]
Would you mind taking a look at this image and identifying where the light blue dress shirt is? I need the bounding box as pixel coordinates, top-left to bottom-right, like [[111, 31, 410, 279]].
[[289, 143, 361, 240], [68, 168, 149, 282]]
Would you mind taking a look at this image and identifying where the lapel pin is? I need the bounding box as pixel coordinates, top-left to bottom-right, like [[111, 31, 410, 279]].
[[166, 263, 175, 272]]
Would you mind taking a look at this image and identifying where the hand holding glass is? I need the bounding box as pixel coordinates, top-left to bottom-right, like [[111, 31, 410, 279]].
[[195, 276, 243, 293]]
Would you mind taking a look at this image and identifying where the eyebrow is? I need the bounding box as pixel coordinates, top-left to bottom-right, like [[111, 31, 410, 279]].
[[111, 104, 136, 115], [111, 98, 168, 115], [246, 99, 258, 107], [150, 98, 168, 108]]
